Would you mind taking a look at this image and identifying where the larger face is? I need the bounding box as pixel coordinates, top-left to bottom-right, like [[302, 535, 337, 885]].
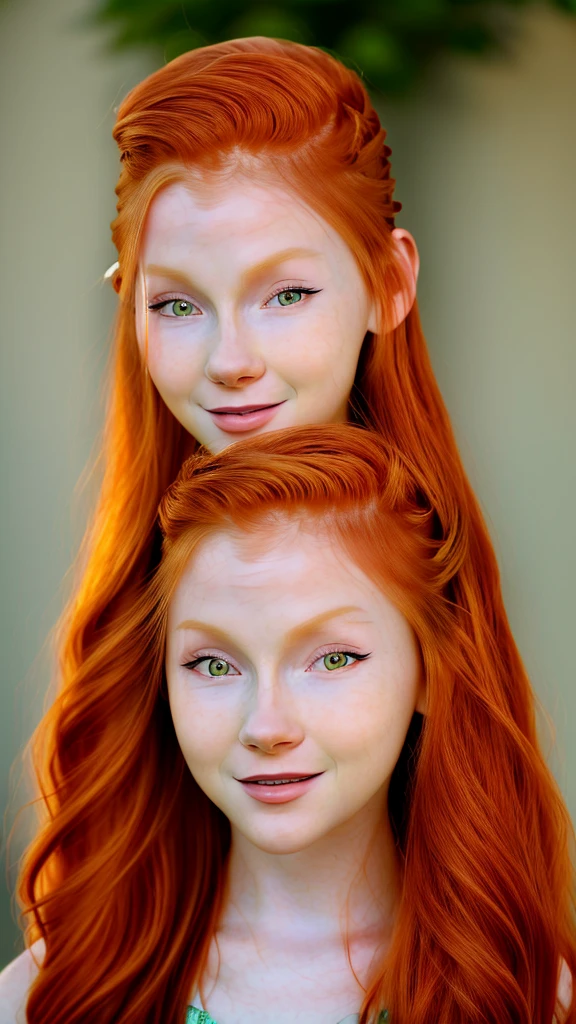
[[166, 521, 426, 855], [137, 173, 377, 453]]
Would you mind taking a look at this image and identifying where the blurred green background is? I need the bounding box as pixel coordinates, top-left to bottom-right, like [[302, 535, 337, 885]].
[[1, 0, 575, 970], [89, 0, 576, 95]]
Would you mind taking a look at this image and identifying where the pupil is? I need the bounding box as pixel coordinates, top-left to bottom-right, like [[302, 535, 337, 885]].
[[210, 659, 227, 675], [325, 652, 346, 670], [279, 290, 301, 306]]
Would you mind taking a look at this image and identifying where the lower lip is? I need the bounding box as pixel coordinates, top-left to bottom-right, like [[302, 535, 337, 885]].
[[207, 402, 286, 433], [239, 774, 323, 804]]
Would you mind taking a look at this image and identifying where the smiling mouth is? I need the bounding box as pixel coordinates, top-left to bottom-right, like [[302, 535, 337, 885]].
[[207, 402, 284, 415], [250, 776, 314, 786], [237, 773, 322, 785]]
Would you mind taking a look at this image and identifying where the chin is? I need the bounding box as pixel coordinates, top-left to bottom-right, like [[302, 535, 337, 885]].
[[240, 822, 328, 855]]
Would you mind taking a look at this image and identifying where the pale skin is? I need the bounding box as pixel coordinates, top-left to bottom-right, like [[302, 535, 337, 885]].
[[136, 169, 419, 453], [165, 520, 426, 1023]]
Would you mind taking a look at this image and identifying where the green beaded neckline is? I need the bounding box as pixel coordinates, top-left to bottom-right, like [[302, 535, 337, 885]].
[[185, 1008, 390, 1023]]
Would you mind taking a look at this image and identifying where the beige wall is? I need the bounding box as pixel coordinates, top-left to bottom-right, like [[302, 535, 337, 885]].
[[0, 0, 574, 968]]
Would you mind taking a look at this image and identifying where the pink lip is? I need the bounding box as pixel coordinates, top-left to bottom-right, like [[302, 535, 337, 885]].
[[207, 404, 279, 414], [237, 772, 320, 782], [238, 773, 324, 805], [206, 401, 286, 434]]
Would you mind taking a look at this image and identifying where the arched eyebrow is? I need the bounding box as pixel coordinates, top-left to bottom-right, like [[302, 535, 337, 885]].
[[175, 606, 370, 655], [146, 247, 324, 295]]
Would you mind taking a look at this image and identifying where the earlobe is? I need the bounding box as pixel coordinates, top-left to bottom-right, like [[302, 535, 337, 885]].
[[389, 228, 420, 332]]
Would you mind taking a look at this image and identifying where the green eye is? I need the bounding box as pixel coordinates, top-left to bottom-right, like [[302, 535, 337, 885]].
[[323, 652, 350, 671], [208, 658, 230, 676], [277, 289, 302, 306], [171, 300, 194, 316]]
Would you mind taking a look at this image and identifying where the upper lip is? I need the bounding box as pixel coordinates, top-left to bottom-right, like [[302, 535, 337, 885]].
[[206, 402, 284, 414], [236, 772, 322, 782]]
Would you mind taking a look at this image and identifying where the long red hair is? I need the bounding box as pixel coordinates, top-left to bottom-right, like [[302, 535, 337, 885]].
[[16, 38, 575, 1023]]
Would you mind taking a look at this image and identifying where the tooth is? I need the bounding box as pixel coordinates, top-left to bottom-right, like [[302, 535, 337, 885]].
[[254, 776, 311, 785]]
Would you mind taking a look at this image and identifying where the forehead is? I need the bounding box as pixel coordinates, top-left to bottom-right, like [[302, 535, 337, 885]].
[[169, 522, 380, 612], [141, 172, 339, 259]]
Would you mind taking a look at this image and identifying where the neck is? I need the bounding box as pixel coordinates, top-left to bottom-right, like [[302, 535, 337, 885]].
[[221, 795, 401, 951]]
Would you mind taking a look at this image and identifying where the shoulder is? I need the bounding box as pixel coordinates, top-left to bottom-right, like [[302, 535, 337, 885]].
[[556, 957, 573, 1023], [0, 940, 45, 1024]]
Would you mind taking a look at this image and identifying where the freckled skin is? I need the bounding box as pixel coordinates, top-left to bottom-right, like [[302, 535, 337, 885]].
[[137, 173, 379, 453], [166, 522, 426, 857]]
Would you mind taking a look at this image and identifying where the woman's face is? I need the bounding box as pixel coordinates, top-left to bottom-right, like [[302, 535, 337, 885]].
[[166, 521, 426, 855], [137, 174, 378, 453]]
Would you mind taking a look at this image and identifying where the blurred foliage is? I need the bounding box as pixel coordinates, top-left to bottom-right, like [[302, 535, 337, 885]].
[[86, 0, 576, 96]]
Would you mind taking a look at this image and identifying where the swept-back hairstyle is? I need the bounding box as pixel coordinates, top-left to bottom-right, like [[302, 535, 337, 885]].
[[19, 424, 575, 1023]]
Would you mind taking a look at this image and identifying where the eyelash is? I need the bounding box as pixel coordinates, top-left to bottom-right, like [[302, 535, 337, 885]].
[[262, 283, 322, 307], [147, 295, 199, 315], [181, 648, 371, 673], [147, 283, 322, 316], [308, 647, 371, 671], [182, 653, 239, 673]]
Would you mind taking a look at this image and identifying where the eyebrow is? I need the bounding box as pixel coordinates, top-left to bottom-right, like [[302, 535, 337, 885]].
[[146, 247, 324, 295], [175, 606, 369, 650]]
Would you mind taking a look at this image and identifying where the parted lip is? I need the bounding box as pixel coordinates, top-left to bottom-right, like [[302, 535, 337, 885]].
[[236, 771, 323, 782], [206, 402, 284, 414]]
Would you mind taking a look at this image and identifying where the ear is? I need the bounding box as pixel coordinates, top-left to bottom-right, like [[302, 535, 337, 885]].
[[384, 228, 420, 333]]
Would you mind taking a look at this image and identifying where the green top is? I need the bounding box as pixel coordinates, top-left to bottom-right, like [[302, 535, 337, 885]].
[[185, 1009, 390, 1023]]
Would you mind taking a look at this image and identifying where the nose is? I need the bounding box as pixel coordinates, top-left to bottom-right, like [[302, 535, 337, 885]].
[[238, 684, 305, 755], [204, 321, 266, 388]]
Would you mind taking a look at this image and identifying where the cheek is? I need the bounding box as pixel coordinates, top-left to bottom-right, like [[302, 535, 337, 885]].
[[321, 699, 390, 756], [146, 329, 207, 397], [273, 314, 365, 389], [169, 689, 237, 772], [320, 675, 418, 769]]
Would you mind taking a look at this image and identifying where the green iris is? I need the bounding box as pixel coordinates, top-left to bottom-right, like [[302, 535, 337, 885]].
[[208, 658, 230, 676], [323, 652, 349, 671], [277, 289, 302, 306], [171, 299, 194, 316]]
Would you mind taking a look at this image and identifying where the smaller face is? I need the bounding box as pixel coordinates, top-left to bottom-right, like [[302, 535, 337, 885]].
[[166, 522, 426, 855], [137, 174, 377, 453]]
